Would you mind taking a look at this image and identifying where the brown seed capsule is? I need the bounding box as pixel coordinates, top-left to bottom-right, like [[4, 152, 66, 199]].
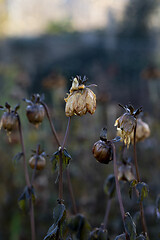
[[26, 104, 45, 127], [92, 140, 113, 164], [29, 155, 46, 170], [0, 112, 18, 132]]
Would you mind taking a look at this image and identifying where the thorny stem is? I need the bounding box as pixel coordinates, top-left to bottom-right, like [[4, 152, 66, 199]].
[[17, 115, 36, 240], [112, 142, 129, 240], [133, 124, 148, 238], [103, 198, 112, 229]]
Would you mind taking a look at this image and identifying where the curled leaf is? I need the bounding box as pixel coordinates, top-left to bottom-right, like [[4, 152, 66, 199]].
[[136, 182, 149, 202]]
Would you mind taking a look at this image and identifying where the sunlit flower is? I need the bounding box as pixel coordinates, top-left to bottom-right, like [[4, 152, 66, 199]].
[[114, 104, 142, 147], [64, 76, 96, 117]]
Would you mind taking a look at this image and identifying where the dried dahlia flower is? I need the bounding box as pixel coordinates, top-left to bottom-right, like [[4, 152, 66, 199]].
[[64, 76, 96, 117], [114, 104, 142, 147], [118, 162, 135, 182], [130, 118, 150, 143]]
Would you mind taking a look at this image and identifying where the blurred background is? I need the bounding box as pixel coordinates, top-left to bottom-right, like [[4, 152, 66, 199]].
[[0, 0, 160, 239]]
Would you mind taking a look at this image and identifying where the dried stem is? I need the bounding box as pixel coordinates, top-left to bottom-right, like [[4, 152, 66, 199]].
[[62, 117, 71, 149], [17, 115, 36, 240], [112, 142, 129, 240], [40, 101, 61, 147], [31, 144, 40, 185], [103, 198, 112, 229], [133, 124, 148, 237], [66, 168, 77, 214]]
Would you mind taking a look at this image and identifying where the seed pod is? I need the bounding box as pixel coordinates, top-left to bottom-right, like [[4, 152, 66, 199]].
[[26, 104, 45, 127], [0, 111, 18, 132], [29, 154, 46, 170], [92, 140, 113, 164]]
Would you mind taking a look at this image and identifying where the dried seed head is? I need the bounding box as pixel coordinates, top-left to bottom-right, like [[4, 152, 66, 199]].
[[29, 154, 46, 170], [64, 76, 96, 117], [118, 163, 135, 182], [0, 103, 19, 137], [115, 104, 142, 147], [0, 111, 18, 133], [26, 104, 45, 127], [130, 118, 150, 143], [24, 94, 45, 127], [92, 140, 113, 164]]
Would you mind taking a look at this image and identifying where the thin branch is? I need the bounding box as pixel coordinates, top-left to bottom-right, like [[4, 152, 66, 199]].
[[112, 142, 129, 240], [103, 198, 112, 229], [66, 168, 77, 214], [17, 115, 36, 240], [133, 123, 149, 238], [62, 117, 71, 149], [40, 101, 61, 147]]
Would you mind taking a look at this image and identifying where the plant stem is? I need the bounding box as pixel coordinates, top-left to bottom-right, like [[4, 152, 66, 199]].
[[40, 101, 61, 147], [62, 117, 77, 213], [44, 109, 77, 211], [31, 144, 40, 185], [17, 115, 36, 240], [62, 117, 71, 149], [66, 168, 77, 214], [112, 142, 129, 240], [103, 198, 112, 229], [133, 124, 148, 237]]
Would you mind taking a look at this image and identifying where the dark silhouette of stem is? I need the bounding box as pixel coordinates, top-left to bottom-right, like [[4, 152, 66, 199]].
[[103, 198, 112, 229], [43, 107, 77, 212], [62, 117, 71, 149], [40, 101, 61, 147], [112, 142, 129, 240], [31, 144, 40, 185], [66, 168, 77, 214], [17, 115, 36, 240], [133, 124, 148, 237]]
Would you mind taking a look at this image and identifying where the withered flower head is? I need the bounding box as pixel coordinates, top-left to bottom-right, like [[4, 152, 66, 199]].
[[115, 104, 142, 147], [24, 94, 45, 127], [64, 76, 96, 117], [29, 147, 46, 170], [0, 103, 19, 138], [118, 162, 135, 182], [130, 118, 150, 143], [92, 127, 120, 164]]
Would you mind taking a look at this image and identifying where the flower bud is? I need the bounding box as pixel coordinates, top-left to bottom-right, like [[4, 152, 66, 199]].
[[92, 140, 113, 164]]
